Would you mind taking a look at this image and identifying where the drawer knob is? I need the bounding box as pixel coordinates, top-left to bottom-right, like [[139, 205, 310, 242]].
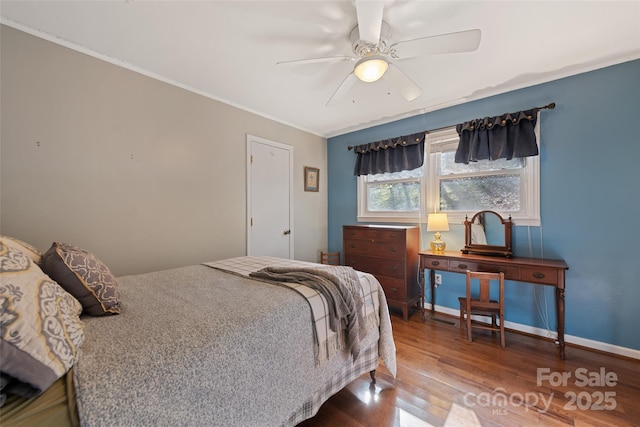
[[458, 263, 468, 269], [431, 261, 440, 266], [533, 272, 546, 279], [390, 247, 397, 253], [390, 287, 397, 292]]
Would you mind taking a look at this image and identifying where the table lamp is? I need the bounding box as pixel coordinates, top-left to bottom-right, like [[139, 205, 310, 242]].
[[427, 213, 450, 254]]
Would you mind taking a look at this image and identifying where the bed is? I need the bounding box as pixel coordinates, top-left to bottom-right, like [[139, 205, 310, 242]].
[[1, 237, 396, 427]]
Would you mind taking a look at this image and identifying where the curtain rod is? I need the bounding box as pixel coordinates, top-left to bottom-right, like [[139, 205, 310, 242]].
[[346, 102, 556, 151]]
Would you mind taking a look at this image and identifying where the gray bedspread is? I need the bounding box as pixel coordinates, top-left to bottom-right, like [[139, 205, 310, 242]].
[[249, 265, 369, 362], [74, 257, 396, 427]]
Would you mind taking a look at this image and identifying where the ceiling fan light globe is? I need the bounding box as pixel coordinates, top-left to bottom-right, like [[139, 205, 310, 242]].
[[354, 57, 388, 83]]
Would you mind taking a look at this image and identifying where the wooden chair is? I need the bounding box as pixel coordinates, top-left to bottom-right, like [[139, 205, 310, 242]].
[[458, 270, 506, 348], [320, 251, 340, 265]]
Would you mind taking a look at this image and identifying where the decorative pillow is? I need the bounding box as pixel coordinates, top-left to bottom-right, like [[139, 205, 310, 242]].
[[0, 242, 84, 398], [0, 235, 42, 264], [41, 242, 121, 316]]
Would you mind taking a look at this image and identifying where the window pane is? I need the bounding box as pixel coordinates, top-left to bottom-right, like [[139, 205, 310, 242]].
[[368, 167, 422, 182], [368, 181, 420, 211], [440, 152, 524, 175], [440, 174, 520, 211]]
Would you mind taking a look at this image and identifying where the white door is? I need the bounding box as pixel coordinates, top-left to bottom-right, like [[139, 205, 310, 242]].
[[247, 135, 293, 258]]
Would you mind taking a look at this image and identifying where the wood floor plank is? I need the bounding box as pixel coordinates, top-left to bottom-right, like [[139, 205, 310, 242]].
[[299, 312, 640, 426]]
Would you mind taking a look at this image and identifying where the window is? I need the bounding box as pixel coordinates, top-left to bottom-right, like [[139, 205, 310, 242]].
[[426, 127, 540, 226], [357, 124, 541, 226], [357, 166, 425, 222]]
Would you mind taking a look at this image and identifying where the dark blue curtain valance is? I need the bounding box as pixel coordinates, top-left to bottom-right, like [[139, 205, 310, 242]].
[[353, 132, 425, 176], [455, 108, 539, 164]]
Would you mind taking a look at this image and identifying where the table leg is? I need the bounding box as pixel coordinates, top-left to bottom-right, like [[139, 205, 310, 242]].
[[556, 286, 566, 359], [430, 269, 436, 317], [419, 268, 426, 321]]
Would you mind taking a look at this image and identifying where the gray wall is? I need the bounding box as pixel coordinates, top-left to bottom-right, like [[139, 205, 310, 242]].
[[1, 25, 328, 276]]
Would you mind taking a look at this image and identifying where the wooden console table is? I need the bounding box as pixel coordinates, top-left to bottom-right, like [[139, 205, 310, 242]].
[[419, 251, 569, 359]]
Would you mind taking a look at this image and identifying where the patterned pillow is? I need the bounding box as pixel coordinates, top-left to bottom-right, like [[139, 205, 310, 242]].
[[0, 242, 84, 398], [0, 235, 42, 264], [41, 242, 121, 316]]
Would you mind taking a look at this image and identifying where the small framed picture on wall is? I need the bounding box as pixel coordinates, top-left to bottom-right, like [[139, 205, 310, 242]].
[[304, 167, 319, 192]]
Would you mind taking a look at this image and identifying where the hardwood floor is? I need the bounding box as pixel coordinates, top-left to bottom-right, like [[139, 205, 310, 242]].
[[299, 312, 640, 427]]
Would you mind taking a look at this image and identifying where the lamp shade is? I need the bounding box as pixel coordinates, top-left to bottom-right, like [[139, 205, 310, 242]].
[[354, 56, 389, 83], [426, 213, 450, 232]]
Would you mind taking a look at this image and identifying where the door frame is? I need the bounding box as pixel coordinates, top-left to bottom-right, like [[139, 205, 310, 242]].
[[246, 134, 294, 258]]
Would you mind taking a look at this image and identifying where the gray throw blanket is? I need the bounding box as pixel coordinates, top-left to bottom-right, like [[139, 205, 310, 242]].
[[250, 265, 367, 360]]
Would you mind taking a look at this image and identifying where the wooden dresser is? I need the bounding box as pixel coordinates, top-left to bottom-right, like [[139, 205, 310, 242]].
[[343, 225, 420, 321]]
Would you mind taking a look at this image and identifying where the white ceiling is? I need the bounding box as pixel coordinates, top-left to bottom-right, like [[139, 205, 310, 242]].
[[2, 1, 639, 138]]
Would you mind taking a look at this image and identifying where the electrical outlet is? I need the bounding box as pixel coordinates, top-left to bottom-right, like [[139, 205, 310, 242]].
[[435, 273, 442, 285]]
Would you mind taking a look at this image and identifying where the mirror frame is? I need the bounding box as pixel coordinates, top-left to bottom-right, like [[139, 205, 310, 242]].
[[461, 210, 513, 258]]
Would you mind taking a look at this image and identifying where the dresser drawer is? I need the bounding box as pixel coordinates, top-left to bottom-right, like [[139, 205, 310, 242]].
[[448, 260, 519, 281], [521, 267, 558, 285], [343, 227, 406, 243], [377, 277, 406, 301], [343, 239, 405, 259], [449, 260, 478, 273], [346, 255, 405, 279], [423, 258, 449, 270]]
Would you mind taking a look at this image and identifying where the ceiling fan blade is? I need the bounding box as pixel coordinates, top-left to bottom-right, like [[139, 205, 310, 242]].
[[390, 29, 481, 59], [276, 56, 354, 66], [356, 0, 384, 43], [326, 72, 357, 107], [384, 64, 422, 101]]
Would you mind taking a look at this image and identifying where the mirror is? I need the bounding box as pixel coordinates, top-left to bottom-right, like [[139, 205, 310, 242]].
[[461, 210, 513, 258]]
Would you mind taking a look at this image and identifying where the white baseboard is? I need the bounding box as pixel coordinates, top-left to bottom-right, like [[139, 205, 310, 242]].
[[429, 304, 640, 360]]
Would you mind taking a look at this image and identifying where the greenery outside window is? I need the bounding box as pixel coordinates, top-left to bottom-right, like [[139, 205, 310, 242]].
[[426, 127, 540, 226], [357, 166, 425, 222]]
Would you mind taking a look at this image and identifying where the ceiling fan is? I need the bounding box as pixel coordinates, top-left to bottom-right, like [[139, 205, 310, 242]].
[[276, 1, 481, 106]]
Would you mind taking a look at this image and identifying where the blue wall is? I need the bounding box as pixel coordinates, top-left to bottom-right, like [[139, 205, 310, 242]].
[[328, 60, 640, 351]]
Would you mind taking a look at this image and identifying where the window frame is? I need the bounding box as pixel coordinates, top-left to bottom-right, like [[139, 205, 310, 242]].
[[357, 166, 426, 223], [425, 126, 540, 226], [356, 119, 541, 226]]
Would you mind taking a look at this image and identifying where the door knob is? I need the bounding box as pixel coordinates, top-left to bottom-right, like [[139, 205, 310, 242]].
[[283, 230, 291, 235]]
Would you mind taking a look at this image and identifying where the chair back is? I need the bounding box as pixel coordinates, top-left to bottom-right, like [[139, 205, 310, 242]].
[[320, 251, 340, 265], [466, 270, 505, 309], [462, 270, 506, 347]]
